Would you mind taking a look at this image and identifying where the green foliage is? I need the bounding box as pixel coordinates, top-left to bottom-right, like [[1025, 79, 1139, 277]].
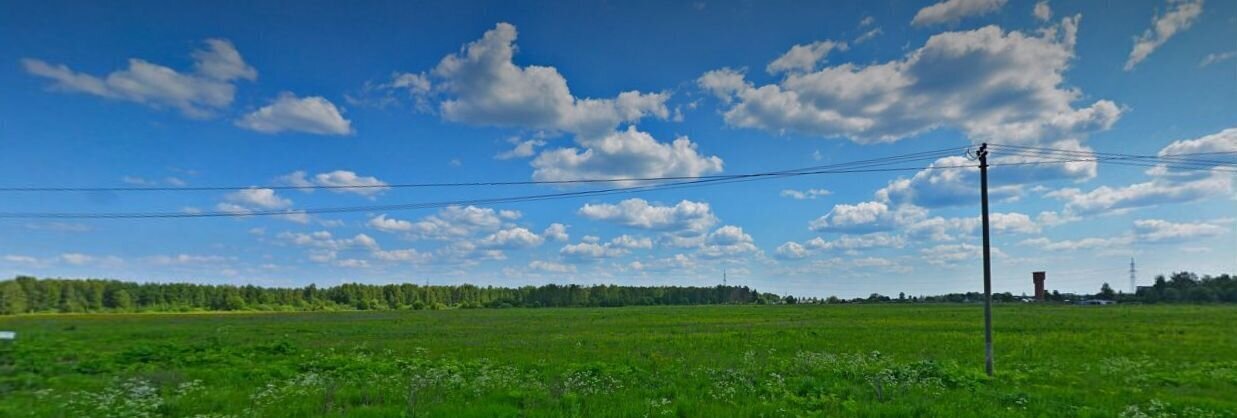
[[1, 305, 1235, 417], [0, 277, 766, 314]]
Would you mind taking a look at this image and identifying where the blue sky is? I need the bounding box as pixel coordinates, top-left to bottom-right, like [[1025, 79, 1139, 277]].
[[1, 0, 1233, 297]]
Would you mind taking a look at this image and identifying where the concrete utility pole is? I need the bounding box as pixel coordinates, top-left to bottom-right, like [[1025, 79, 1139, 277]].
[[977, 143, 995, 377]]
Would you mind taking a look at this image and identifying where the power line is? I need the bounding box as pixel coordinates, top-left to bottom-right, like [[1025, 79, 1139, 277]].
[[0, 147, 967, 193], [0, 150, 1226, 219]]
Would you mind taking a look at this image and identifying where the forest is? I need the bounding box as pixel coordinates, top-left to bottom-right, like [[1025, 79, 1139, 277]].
[[0, 271, 1233, 315]]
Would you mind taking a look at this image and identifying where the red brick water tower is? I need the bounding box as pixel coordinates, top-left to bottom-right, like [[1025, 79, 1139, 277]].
[[1033, 271, 1046, 301]]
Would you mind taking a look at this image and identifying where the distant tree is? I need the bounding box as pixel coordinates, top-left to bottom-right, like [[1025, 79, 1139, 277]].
[[1098, 283, 1116, 300], [223, 295, 246, 311], [108, 289, 134, 310], [0, 280, 28, 314]]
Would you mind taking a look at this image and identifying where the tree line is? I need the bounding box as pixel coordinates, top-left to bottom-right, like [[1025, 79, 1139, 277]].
[[0, 276, 779, 314], [1, 271, 1231, 315]]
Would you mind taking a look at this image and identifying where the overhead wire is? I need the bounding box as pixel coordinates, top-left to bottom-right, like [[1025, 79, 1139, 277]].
[[0, 145, 1231, 219]]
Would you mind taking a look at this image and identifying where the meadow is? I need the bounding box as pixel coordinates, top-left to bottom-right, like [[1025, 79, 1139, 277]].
[[1, 304, 1235, 417]]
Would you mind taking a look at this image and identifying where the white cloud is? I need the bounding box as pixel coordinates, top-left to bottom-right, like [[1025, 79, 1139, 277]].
[[2, 255, 39, 264], [146, 254, 229, 265], [22, 39, 255, 118], [780, 188, 832, 200], [495, 138, 546, 160], [368, 214, 414, 232], [809, 201, 926, 233], [854, 28, 884, 44], [392, 205, 506, 240], [560, 242, 625, 261], [1125, 0, 1204, 71], [279, 231, 380, 251], [776, 241, 808, 259], [1048, 171, 1231, 215], [628, 254, 696, 272], [699, 16, 1120, 145], [530, 126, 723, 182], [919, 243, 999, 265], [281, 170, 389, 197], [1149, 128, 1237, 178], [912, 0, 1008, 27], [579, 198, 718, 235], [478, 227, 545, 249], [312, 170, 388, 196], [1133, 219, 1227, 242], [372, 248, 432, 264], [767, 40, 848, 74], [559, 234, 651, 262], [421, 22, 669, 139], [237, 93, 353, 135], [389, 22, 719, 181], [528, 260, 576, 273], [809, 233, 909, 251], [221, 188, 292, 210], [609, 234, 654, 250], [1019, 236, 1132, 251], [58, 253, 124, 267], [1200, 50, 1237, 67], [699, 225, 758, 258], [1033, 1, 1052, 21], [542, 223, 570, 242]]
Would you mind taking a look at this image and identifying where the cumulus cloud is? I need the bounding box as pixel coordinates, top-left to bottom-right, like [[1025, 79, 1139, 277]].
[[237, 93, 353, 135], [578, 198, 718, 236], [426, 23, 669, 138], [542, 223, 570, 242], [1043, 128, 1235, 216], [699, 16, 1120, 145], [219, 188, 292, 210], [780, 188, 832, 200], [369, 205, 505, 240], [528, 260, 576, 273], [1048, 168, 1231, 215], [1033, 1, 1052, 21], [558, 234, 653, 262], [368, 214, 414, 233], [919, 243, 1000, 266], [22, 39, 255, 118], [386, 22, 721, 181], [1149, 128, 1237, 178], [699, 225, 758, 258], [1133, 219, 1227, 242], [530, 126, 723, 182], [494, 137, 547, 160], [809, 201, 925, 233], [478, 227, 545, 249], [766, 40, 848, 74], [281, 170, 389, 197], [775, 242, 809, 259], [912, 0, 1008, 27], [1125, 0, 1204, 71], [628, 254, 696, 272], [1019, 236, 1132, 251]]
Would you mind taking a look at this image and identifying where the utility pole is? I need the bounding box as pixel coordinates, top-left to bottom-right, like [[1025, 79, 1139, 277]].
[[977, 143, 995, 377]]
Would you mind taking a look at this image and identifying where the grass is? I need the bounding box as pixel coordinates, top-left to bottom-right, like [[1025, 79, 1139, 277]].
[[2, 304, 1236, 417]]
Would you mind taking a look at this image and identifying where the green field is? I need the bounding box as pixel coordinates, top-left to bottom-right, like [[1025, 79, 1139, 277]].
[[2, 304, 1235, 417]]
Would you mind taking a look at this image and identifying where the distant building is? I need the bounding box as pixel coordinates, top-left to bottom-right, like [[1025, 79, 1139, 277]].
[[1033, 272, 1046, 301], [1077, 300, 1115, 305]]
